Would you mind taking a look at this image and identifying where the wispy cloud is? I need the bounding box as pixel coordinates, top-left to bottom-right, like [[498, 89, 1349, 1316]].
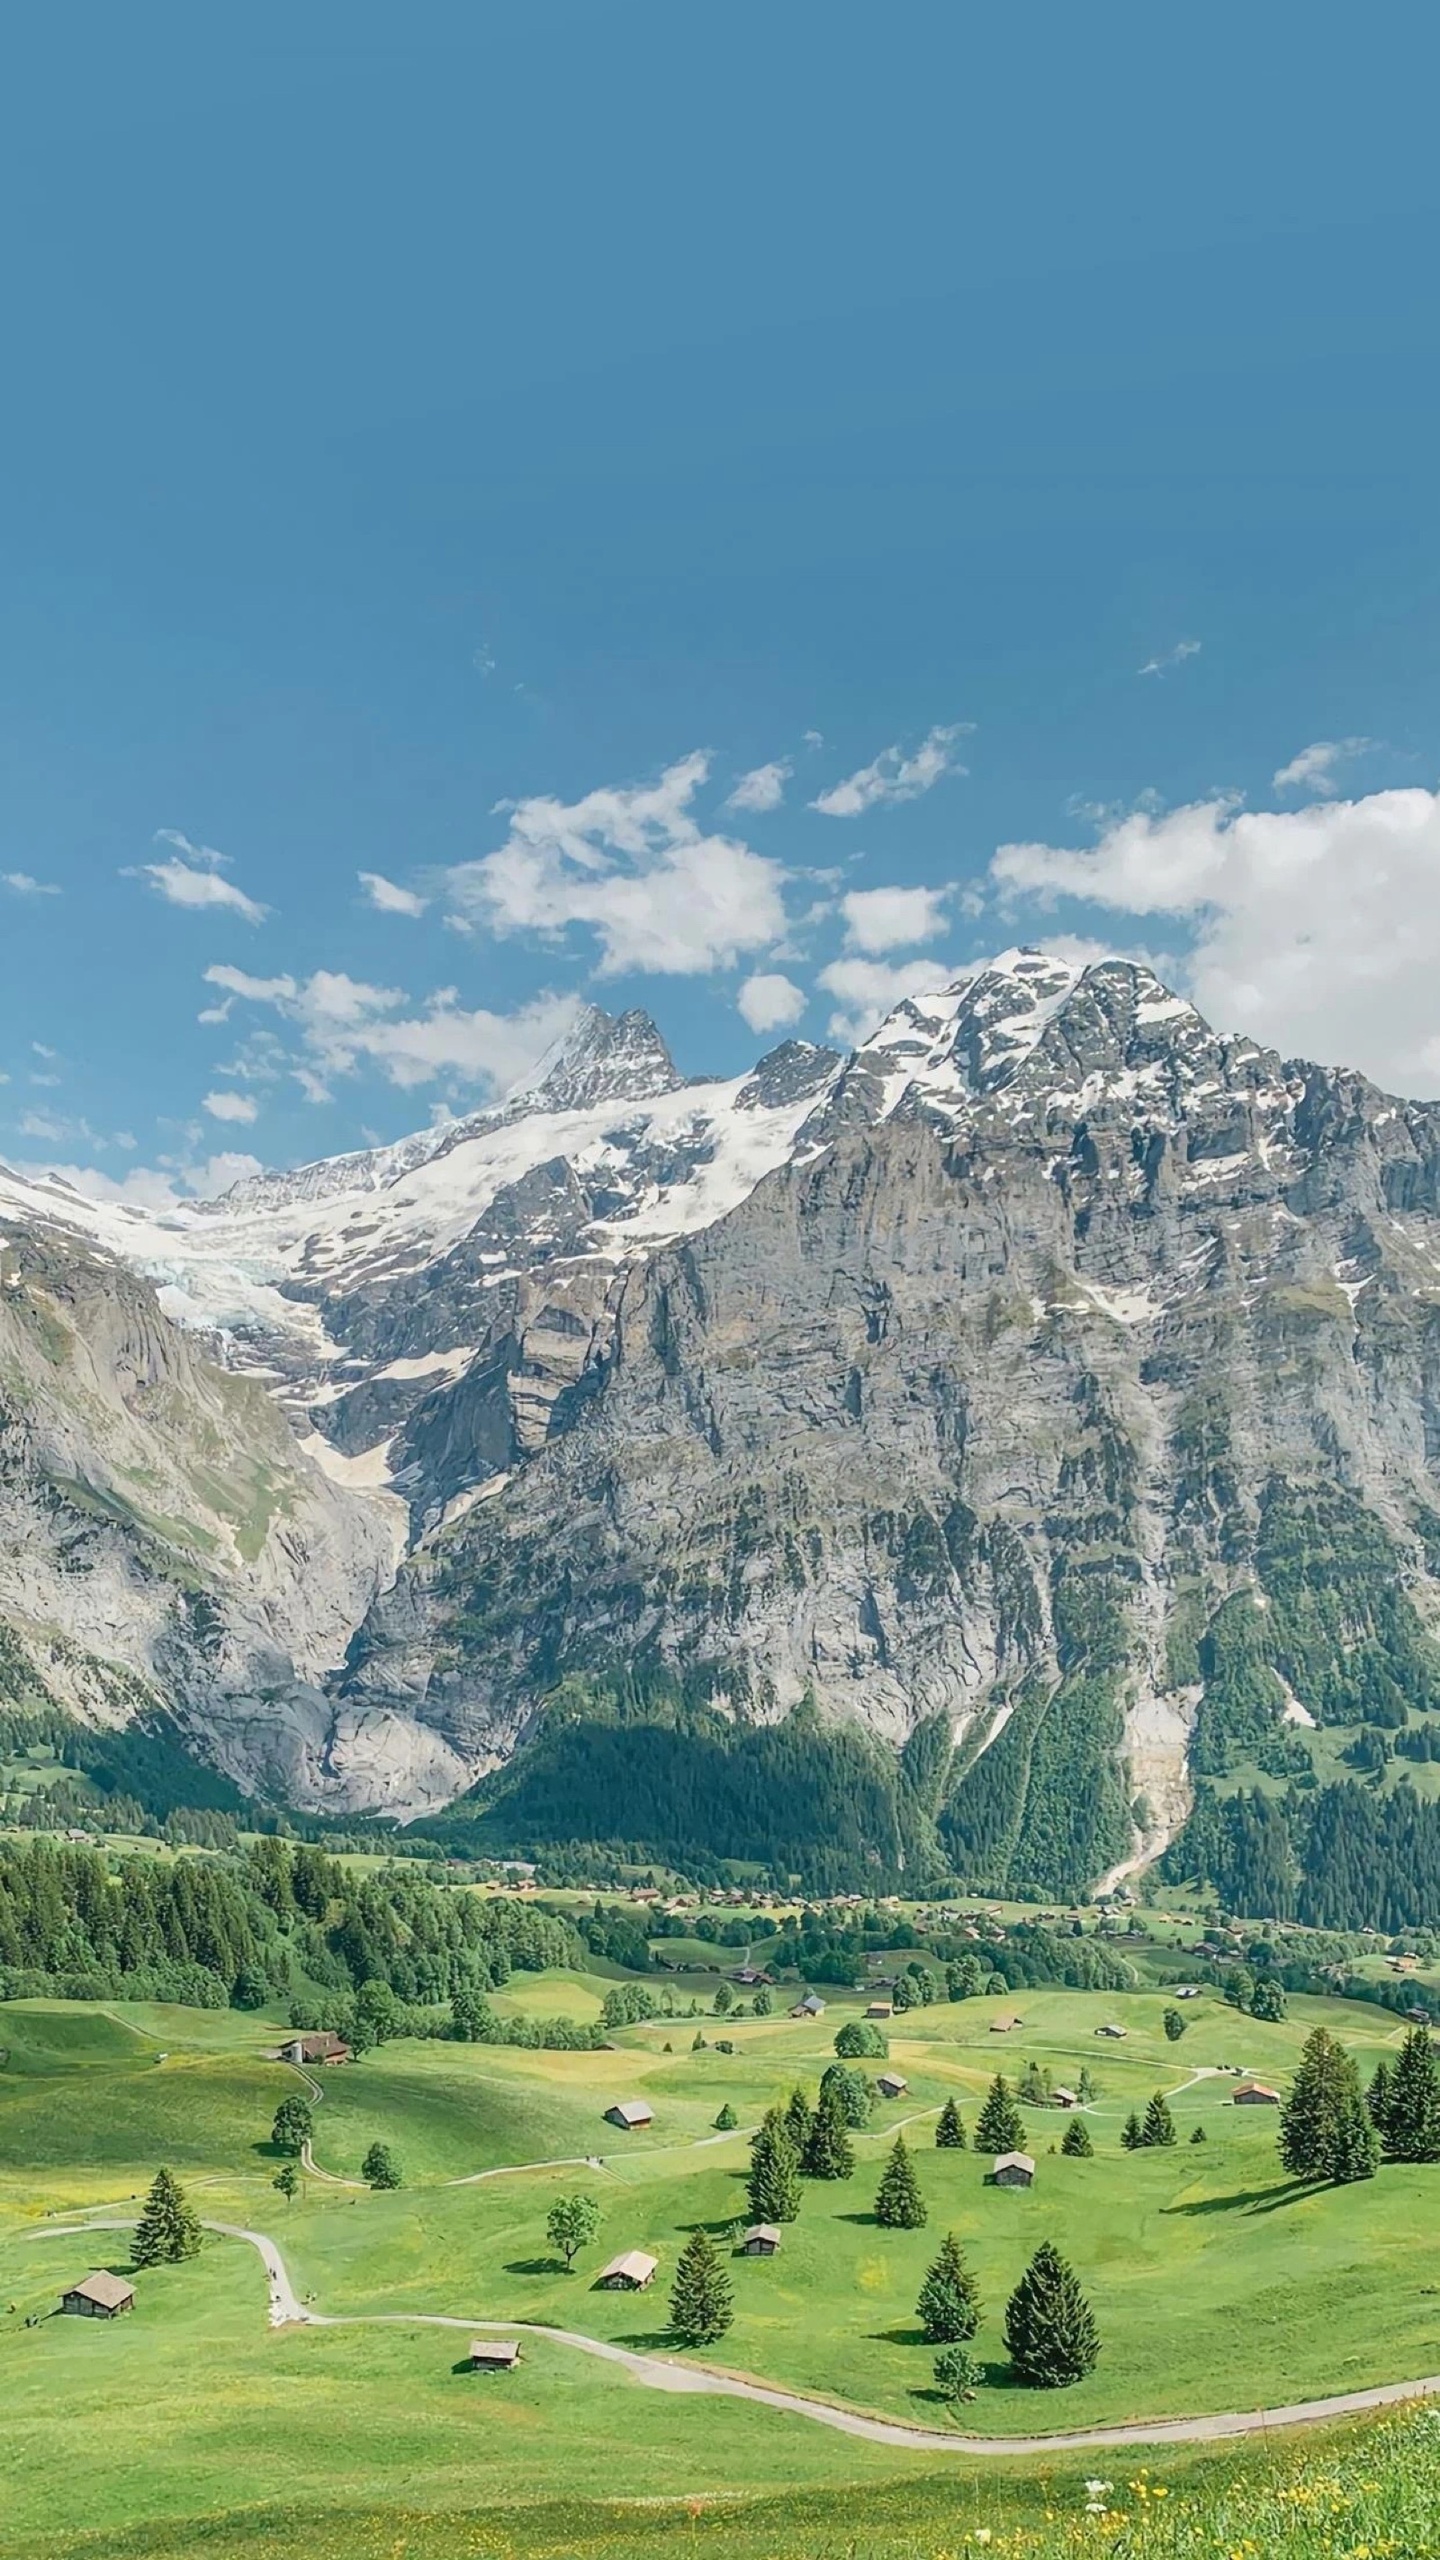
[[817, 954, 951, 1044], [359, 870, 429, 917], [737, 972, 807, 1034], [840, 883, 949, 953], [726, 760, 791, 814], [1137, 639, 1202, 678], [202, 1088, 260, 1124], [135, 832, 268, 925], [3, 871, 61, 897], [205, 963, 579, 1102], [445, 751, 788, 977], [810, 724, 970, 818], [1272, 737, 1377, 797]]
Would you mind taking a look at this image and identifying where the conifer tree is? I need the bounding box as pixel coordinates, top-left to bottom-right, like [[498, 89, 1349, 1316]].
[[714, 2101, 738, 2131], [1003, 2242, 1100, 2387], [1189, 2124, 1207, 2144], [915, 2231, 981, 2342], [132, 2167, 202, 2267], [1141, 2092, 1177, 2147], [1280, 2028, 1378, 2183], [1060, 2116, 1093, 2157], [746, 2107, 802, 2223], [975, 2075, 1025, 2155], [874, 2132, 927, 2229], [1382, 2026, 1440, 2163], [784, 2086, 813, 2153], [1367, 2056, 1395, 2134], [669, 2227, 733, 2346], [935, 2096, 967, 2149], [1121, 2110, 1144, 2151], [1162, 2007, 1186, 2042], [800, 2085, 855, 2180]]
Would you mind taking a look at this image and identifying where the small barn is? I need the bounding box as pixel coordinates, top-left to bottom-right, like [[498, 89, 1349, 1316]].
[[605, 2099, 655, 2131], [61, 2271, 135, 2319], [597, 2250, 658, 2291], [469, 2339, 521, 2370], [790, 1992, 826, 2019], [741, 2224, 781, 2255], [866, 2002, 893, 2020], [1232, 2079, 1281, 2105], [992, 2151, 1036, 2188], [281, 2032, 351, 2066], [1095, 2023, 1128, 2040], [876, 2071, 908, 2098], [1052, 2086, 1080, 2109], [989, 2015, 1024, 2033]]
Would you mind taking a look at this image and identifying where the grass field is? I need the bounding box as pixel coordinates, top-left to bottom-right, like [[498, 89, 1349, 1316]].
[[5, 1978, 1440, 2552]]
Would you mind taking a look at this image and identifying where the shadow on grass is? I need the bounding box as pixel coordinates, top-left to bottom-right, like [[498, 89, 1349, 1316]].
[[503, 2255, 565, 2276], [1162, 2178, 1316, 2218], [872, 2323, 929, 2348], [676, 2216, 748, 2238]]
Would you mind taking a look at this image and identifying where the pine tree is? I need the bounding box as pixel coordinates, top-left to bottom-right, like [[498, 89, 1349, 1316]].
[[933, 2343, 980, 2402], [784, 2086, 813, 2154], [746, 2108, 802, 2223], [800, 2086, 855, 2180], [1280, 2028, 1378, 2183], [669, 2227, 733, 2346], [1382, 2027, 1440, 2164], [1121, 2110, 1144, 2151], [1060, 2117, 1093, 2157], [1189, 2124, 1207, 2144], [935, 2096, 967, 2149], [975, 2075, 1025, 2155], [132, 2167, 202, 2267], [1003, 2242, 1100, 2388], [915, 2231, 981, 2342], [874, 2133, 927, 2229], [714, 2102, 738, 2131], [1141, 2092, 1177, 2147], [1367, 2056, 1395, 2133]]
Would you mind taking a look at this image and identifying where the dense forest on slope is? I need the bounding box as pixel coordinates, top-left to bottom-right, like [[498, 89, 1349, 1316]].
[[0, 1835, 579, 2010], [1161, 1779, 1440, 1933]]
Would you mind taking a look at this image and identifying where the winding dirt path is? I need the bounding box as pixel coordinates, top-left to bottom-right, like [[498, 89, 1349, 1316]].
[[39, 2215, 1440, 2456]]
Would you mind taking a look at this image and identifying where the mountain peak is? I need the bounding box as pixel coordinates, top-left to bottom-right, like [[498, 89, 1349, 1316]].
[[517, 1002, 683, 1114]]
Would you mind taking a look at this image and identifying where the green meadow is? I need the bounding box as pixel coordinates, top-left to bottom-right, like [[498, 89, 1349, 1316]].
[[5, 1980, 1440, 2552]]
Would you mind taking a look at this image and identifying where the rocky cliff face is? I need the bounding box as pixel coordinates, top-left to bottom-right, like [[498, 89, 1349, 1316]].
[[9, 954, 1440, 1885]]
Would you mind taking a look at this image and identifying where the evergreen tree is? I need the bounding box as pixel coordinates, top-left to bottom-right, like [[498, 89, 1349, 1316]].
[[819, 2061, 874, 2127], [1141, 2092, 1177, 2147], [1060, 2117, 1093, 2157], [669, 2227, 733, 2345], [270, 2095, 314, 2155], [915, 2232, 981, 2343], [714, 2100, 738, 2131], [1367, 2056, 1396, 2133], [784, 2086, 813, 2153], [933, 2343, 980, 2402], [800, 2086, 855, 2180], [1382, 2026, 1440, 2163], [935, 2096, 967, 2149], [746, 2108, 802, 2223], [1003, 2242, 1100, 2388], [1018, 2059, 1052, 2107], [1189, 2124, 1207, 2144], [1077, 2067, 1097, 2103], [1121, 2110, 1144, 2151], [1280, 2028, 1378, 2183], [1162, 2007, 1186, 2042], [975, 2075, 1025, 2155], [132, 2167, 202, 2267], [361, 2141, 402, 2190], [874, 2133, 927, 2229]]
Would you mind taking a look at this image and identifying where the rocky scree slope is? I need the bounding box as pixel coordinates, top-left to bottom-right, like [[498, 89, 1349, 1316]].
[[9, 952, 1440, 1886]]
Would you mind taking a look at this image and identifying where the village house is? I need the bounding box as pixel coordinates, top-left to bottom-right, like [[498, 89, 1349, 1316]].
[[731, 1966, 771, 1987], [61, 2271, 135, 2318], [865, 2002, 892, 2020], [1232, 2079, 1281, 2105], [597, 2250, 658, 2290], [1051, 2086, 1080, 2109], [604, 2099, 654, 2131], [991, 2151, 1035, 2188], [280, 2031, 351, 2066], [790, 1992, 826, 2019], [741, 2224, 781, 2255], [989, 2014, 1024, 2034], [876, 2071, 908, 2099], [468, 2339, 521, 2370]]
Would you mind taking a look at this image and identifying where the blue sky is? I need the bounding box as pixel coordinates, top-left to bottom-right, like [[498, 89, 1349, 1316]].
[[3, 3, 1439, 1197]]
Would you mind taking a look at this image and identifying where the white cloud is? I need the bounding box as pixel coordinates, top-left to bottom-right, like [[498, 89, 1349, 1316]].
[[737, 972, 807, 1035], [1272, 737, 1376, 797], [989, 784, 1440, 1094], [202, 1089, 260, 1124], [726, 760, 791, 814], [210, 963, 579, 1101], [810, 724, 970, 818], [359, 870, 429, 917], [17, 1107, 87, 1144], [35, 1152, 265, 1210], [137, 832, 268, 925], [1137, 639, 1202, 678], [446, 751, 788, 976], [817, 954, 952, 1044], [3, 871, 61, 896], [840, 883, 949, 953]]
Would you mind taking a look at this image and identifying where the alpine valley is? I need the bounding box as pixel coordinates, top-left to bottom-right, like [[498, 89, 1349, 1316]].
[[7, 947, 1440, 1903]]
